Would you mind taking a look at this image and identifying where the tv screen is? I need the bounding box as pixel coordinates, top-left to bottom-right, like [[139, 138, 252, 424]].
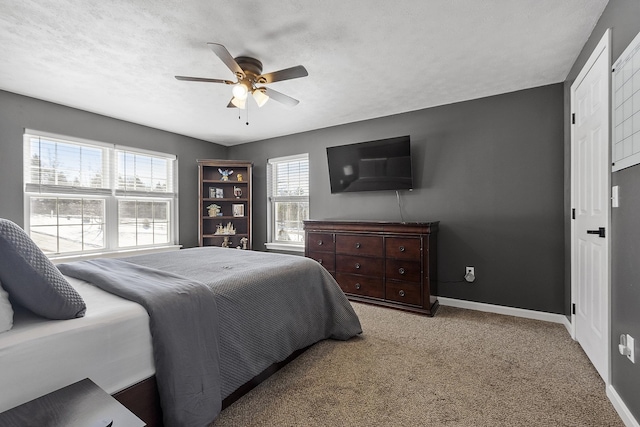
[[327, 136, 413, 193]]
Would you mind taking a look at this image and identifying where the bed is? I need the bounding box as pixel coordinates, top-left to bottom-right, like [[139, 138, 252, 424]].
[[0, 219, 362, 426], [0, 276, 154, 413]]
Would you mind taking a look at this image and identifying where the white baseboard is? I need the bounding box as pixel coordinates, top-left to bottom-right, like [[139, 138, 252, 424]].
[[438, 297, 569, 326], [607, 385, 640, 427]]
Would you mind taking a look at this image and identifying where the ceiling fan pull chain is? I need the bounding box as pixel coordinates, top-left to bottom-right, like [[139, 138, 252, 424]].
[[246, 102, 249, 126]]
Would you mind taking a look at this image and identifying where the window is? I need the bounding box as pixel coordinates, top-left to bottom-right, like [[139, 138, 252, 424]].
[[24, 130, 177, 257], [266, 154, 309, 251]]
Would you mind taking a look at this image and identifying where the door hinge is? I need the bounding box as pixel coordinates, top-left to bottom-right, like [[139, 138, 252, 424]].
[[572, 208, 575, 220], [572, 113, 575, 124], [572, 303, 576, 315]]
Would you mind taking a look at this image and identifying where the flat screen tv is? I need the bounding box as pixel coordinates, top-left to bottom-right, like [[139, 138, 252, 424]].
[[327, 135, 413, 193]]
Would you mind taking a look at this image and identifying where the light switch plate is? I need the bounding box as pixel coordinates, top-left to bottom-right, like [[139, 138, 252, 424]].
[[612, 186, 619, 207], [627, 334, 635, 363]]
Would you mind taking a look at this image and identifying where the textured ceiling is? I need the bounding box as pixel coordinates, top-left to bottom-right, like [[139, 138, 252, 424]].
[[0, 0, 608, 146]]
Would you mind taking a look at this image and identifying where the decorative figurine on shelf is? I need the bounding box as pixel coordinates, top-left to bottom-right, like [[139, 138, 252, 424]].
[[240, 237, 248, 250], [206, 204, 221, 217], [236, 173, 243, 182], [221, 236, 231, 248], [214, 222, 236, 235], [233, 186, 242, 198], [219, 169, 233, 181], [225, 222, 236, 235]]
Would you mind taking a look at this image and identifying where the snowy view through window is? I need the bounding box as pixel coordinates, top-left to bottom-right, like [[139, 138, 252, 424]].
[[25, 134, 175, 255]]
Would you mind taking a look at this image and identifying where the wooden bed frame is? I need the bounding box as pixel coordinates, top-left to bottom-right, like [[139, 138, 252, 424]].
[[113, 346, 309, 426]]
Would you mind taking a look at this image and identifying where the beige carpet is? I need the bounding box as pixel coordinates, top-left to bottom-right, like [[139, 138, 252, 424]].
[[211, 303, 623, 427]]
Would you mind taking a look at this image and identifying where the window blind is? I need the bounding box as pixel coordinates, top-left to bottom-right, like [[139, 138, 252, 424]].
[[267, 154, 309, 200]]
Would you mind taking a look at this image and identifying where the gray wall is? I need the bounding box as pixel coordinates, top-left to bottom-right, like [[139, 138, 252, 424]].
[[0, 90, 227, 248], [229, 84, 565, 314], [563, 0, 640, 421]]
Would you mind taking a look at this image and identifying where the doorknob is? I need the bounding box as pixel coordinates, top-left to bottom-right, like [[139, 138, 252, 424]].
[[586, 227, 606, 238]]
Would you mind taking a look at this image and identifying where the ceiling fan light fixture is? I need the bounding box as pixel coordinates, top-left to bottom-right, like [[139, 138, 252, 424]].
[[175, 43, 307, 110], [252, 88, 269, 107], [230, 96, 246, 109], [232, 82, 249, 100]]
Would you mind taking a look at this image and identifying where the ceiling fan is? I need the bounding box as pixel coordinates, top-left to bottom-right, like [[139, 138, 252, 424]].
[[175, 43, 308, 109]]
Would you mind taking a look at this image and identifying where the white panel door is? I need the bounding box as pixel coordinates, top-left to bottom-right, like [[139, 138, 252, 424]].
[[571, 29, 610, 383]]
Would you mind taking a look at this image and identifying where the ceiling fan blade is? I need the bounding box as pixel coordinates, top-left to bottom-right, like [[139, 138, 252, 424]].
[[175, 76, 234, 84], [208, 43, 245, 78], [258, 65, 308, 84], [263, 87, 300, 107]]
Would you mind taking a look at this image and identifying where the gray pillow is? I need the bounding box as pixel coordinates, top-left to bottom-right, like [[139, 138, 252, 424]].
[[0, 219, 86, 319]]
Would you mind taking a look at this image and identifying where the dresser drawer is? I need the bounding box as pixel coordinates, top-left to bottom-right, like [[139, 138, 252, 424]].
[[336, 234, 383, 257], [385, 281, 422, 306], [307, 251, 335, 272], [336, 254, 384, 276], [385, 237, 421, 260], [307, 232, 335, 252], [385, 259, 421, 283], [336, 273, 384, 299]]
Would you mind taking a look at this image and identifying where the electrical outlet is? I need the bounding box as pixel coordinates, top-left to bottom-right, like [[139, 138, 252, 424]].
[[627, 334, 635, 363], [464, 266, 475, 283]]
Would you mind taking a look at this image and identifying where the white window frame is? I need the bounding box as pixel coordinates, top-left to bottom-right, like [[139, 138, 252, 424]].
[[265, 153, 309, 253], [23, 129, 179, 260]]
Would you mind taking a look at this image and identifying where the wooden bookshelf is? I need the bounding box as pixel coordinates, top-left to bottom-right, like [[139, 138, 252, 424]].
[[197, 159, 252, 249]]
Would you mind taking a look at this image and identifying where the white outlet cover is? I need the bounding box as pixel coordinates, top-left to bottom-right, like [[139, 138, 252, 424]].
[[627, 334, 635, 363]]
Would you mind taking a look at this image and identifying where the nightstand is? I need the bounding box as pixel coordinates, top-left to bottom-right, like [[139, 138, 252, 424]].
[[0, 378, 145, 426]]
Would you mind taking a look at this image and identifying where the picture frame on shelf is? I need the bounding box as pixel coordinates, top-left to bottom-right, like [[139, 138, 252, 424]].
[[232, 204, 245, 217], [209, 187, 224, 199]]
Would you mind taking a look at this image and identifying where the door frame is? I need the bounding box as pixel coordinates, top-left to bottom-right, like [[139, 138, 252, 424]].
[[570, 28, 611, 383]]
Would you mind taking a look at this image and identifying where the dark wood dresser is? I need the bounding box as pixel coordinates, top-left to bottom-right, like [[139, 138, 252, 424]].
[[304, 220, 439, 316]]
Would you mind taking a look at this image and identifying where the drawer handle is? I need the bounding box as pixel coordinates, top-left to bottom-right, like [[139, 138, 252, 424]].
[[399, 290, 406, 297], [318, 259, 323, 265], [355, 242, 361, 249], [399, 246, 405, 252], [399, 267, 406, 275], [317, 240, 323, 246], [355, 263, 361, 269], [355, 283, 361, 290]]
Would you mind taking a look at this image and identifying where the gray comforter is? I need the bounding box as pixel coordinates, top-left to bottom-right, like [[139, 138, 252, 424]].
[[58, 247, 362, 427]]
